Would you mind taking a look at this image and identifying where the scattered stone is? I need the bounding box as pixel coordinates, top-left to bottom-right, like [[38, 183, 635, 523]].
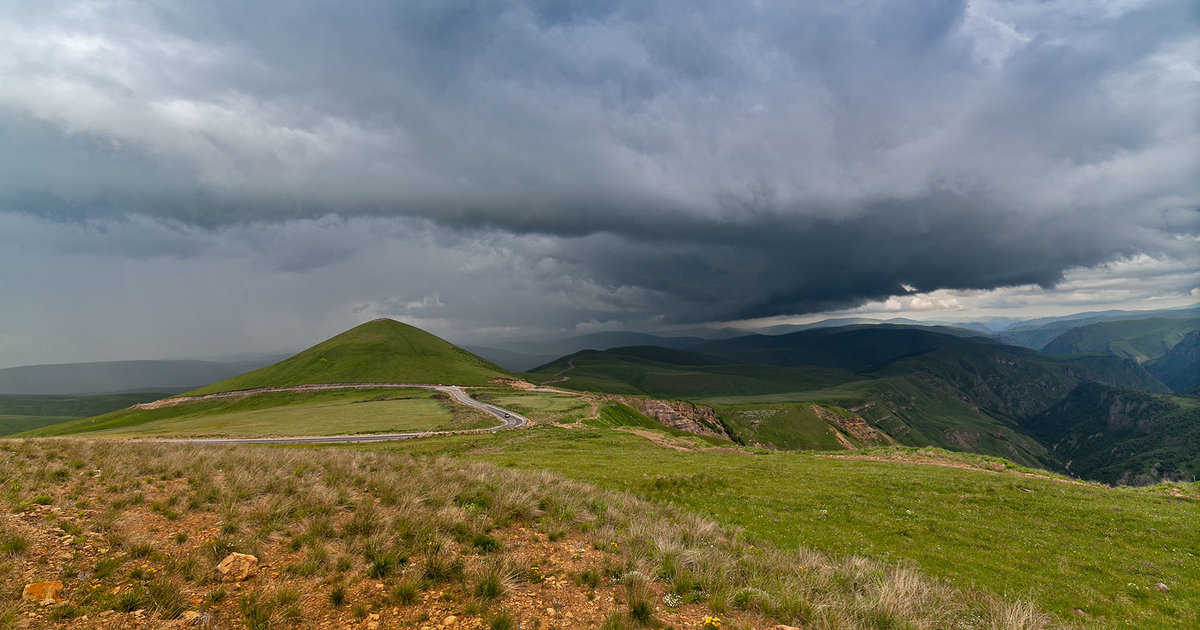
[[440, 615, 457, 627], [368, 623, 379, 630], [1154, 582, 1170, 593], [21, 581, 63, 605], [216, 552, 259, 581]]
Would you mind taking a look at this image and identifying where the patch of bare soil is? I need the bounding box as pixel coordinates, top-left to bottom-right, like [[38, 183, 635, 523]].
[[488, 379, 537, 391]]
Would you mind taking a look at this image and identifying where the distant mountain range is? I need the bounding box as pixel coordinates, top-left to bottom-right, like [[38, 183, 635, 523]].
[[0, 358, 282, 395]]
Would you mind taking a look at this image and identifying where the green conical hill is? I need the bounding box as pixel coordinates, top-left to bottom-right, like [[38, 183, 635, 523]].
[[188, 319, 509, 394]]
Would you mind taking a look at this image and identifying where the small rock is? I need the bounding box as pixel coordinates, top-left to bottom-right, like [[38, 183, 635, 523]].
[[216, 552, 259, 581], [369, 613, 380, 620], [1154, 582, 1169, 593], [368, 623, 379, 630], [1072, 609, 1087, 617], [545, 608, 554, 616], [21, 581, 63, 605], [441, 615, 457, 627]]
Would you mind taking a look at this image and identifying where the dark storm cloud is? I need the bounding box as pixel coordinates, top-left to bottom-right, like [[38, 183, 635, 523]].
[[1, 0, 1197, 328], [542, 188, 1198, 322]]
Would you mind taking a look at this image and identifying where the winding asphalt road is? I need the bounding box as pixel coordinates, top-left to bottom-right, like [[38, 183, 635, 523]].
[[152, 383, 528, 445]]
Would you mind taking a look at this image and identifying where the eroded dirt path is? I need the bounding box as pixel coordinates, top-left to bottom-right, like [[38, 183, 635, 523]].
[[540, 359, 575, 385]]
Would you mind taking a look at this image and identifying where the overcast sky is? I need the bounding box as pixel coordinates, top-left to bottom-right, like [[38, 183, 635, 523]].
[[1, 0, 1197, 367]]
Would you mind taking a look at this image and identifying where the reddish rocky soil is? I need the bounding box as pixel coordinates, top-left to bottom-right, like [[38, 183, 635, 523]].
[[4, 475, 765, 630]]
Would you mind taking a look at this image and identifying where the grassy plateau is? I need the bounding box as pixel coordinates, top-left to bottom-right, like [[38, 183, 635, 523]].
[[19, 388, 497, 438]]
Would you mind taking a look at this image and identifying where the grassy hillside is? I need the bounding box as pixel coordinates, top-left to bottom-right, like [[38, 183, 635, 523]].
[[716, 403, 851, 451], [1042, 317, 1199, 363], [529, 340, 1160, 471], [765, 374, 1057, 469], [384, 427, 1198, 630], [0, 439, 1062, 630], [0, 393, 163, 435], [529, 347, 854, 398], [189, 319, 509, 394]]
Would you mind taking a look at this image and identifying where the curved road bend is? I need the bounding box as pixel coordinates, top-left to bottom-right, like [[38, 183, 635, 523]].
[[154, 384, 528, 446]]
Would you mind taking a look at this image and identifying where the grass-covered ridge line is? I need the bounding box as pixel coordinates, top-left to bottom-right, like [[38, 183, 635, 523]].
[[381, 428, 1197, 629], [0, 440, 1059, 630], [189, 319, 510, 394], [526, 347, 855, 398]]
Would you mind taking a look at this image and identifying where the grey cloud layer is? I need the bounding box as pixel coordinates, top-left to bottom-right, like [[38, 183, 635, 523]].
[[1, 0, 1197, 328]]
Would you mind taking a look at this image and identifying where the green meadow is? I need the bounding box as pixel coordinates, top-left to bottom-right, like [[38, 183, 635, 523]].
[[470, 390, 594, 424], [20, 387, 495, 438], [376, 425, 1199, 630]]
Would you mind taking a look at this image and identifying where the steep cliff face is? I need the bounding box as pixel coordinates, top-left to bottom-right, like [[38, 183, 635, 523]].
[[1021, 382, 1199, 485], [620, 397, 731, 441], [889, 345, 1168, 420]]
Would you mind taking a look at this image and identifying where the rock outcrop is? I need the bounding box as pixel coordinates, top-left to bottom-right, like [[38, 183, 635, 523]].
[[811, 405, 891, 447], [622, 397, 731, 440]]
